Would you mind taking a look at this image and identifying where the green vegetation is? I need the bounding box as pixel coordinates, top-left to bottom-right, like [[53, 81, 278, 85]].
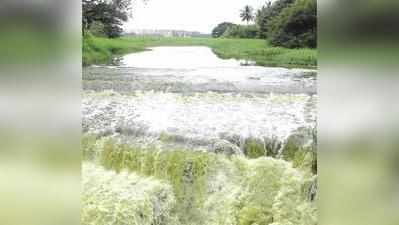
[[83, 35, 317, 68], [240, 5, 255, 24], [213, 0, 317, 49], [82, 0, 317, 66], [82, 162, 178, 225], [255, 0, 295, 39], [268, 0, 317, 48], [82, 136, 317, 225], [244, 138, 266, 159], [283, 142, 316, 174], [282, 129, 317, 174], [99, 138, 215, 224], [81, 133, 97, 160], [83, 0, 134, 38], [83, 33, 147, 65], [211, 22, 235, 38], [81, 1, 318, 224], [222, 24, 259, 39]]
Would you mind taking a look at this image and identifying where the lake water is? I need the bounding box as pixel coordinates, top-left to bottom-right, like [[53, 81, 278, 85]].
[[120, 46, 242, 69], [83, 46, 317, 153]]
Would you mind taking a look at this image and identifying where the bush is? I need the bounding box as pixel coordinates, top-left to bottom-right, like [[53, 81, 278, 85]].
[[256, 0, 295, 39], [212, 22, 235, 38], [222, 25, 258, 39], [268, 0, 317, 48]]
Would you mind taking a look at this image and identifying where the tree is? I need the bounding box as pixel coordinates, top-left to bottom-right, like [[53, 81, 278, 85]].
[[255, 0, 295, 39], [268, 0, 317, 48], [240, 5, 254, 24], [268, 0, 296, 17], [82, 0, 133, 38], [255, 2, 272, 38], [212, 22, 235, 38]]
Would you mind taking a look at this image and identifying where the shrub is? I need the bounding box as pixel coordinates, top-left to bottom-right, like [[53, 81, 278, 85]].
[[256, 0, 296, 39], [212, 22, 235, 38], [222, 25, 258, 39], [268, 0, 317, 48]]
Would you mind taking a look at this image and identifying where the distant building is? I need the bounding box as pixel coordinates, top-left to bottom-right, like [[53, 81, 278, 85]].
[[125, 29, 210, 38]]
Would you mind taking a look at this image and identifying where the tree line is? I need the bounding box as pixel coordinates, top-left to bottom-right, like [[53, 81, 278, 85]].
[[82, 0, 316, 49], [83, 0, 134, 38], [212, 0, 317, 48]]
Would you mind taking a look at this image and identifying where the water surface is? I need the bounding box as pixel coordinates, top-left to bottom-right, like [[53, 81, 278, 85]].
[[120, 46, 242, 69], [83, 46, 317, 152]]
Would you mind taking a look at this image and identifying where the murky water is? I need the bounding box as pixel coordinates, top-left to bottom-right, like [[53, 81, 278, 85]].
[[120, 46, 242, 69], [83, 46, 317, 153]]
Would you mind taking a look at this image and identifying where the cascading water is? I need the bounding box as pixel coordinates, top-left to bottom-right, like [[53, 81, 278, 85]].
[[82, 136, 316, 225], [82, 46, 317, 225]]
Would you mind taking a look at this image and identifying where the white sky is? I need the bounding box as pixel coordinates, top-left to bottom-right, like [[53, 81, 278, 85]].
[[124, 0, 268, 34]]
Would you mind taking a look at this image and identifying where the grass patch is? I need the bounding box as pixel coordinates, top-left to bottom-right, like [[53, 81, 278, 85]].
[[83, 34, 147, 65], [83, 35, 317, 68]]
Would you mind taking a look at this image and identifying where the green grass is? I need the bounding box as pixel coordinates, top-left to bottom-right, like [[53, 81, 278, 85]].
[[83, 34, 147, 65], [83, 35, 317, 68]]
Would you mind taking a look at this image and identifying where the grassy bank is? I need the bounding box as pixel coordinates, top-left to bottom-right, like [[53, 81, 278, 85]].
[[83, 35, 317, 68], [83, 34, 147, 65]]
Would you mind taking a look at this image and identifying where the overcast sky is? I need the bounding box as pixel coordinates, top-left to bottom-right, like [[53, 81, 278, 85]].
[[124, 0, 268, 34]]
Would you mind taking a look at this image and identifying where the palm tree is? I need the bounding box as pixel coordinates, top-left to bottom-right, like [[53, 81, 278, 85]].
[[240, 5, 254, 24]]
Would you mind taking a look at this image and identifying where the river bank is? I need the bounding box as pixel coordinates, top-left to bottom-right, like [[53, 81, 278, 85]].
[[83, 35, 317, 68]]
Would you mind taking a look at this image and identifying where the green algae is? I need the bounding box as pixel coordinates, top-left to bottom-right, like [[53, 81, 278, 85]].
[[238, 157, 316, 225], [83, 136, 317, 225], [243, 137, 284, 159], [159, 132, 176, 143], [98, 138, 214, 224], [81, 134, 98, 160], [244, 138, 266, 159], [282, 139, 317, 174], [82, 162, 178, 225]]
